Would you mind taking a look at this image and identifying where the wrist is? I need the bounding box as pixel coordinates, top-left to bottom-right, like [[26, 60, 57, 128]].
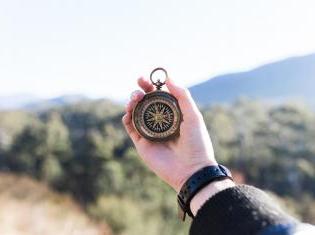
[[175, 161, 217, 193], [190, 178, 235, 216], [177, 164, 233, 221]]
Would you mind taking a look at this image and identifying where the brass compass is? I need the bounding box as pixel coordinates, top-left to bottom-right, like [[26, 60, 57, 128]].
[[132, 68, 182, 141]]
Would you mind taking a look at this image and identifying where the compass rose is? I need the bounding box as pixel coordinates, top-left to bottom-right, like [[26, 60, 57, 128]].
[[144, 102, 174, 133]]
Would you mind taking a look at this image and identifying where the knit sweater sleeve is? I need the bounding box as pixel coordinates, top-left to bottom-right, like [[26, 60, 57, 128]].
[[189, 185, 298, 235]]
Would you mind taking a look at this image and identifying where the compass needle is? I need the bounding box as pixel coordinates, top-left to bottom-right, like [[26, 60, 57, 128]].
[[147, 117, 156, 122]]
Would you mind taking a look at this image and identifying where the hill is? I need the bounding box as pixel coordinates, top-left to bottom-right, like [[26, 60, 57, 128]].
[[0, 95, 88, 111], [189, 53, 315, 106], [24, 94, 90, 111], [0, 173, 111, 235], [0, 94, 39, 110]]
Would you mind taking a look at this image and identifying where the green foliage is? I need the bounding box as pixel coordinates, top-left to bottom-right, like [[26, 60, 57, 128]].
[[0, 99, 314, 234]]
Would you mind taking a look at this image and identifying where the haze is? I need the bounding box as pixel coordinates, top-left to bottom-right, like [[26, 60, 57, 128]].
[[0, 0, 315, 100]]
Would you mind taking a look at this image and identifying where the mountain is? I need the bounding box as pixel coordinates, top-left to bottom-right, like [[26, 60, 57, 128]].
[[0, 94, 40, 110], [0, 94, 89, 111], [24, 94, 89, 110], [189, 53, 315, 106]]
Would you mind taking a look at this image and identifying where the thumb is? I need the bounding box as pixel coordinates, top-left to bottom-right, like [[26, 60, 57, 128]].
[[165, 77, 202, 122]]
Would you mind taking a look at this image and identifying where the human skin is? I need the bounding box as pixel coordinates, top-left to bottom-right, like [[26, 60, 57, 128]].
[[122, 77, 235, 216]]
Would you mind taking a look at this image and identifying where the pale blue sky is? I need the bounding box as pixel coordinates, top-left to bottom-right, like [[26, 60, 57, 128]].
[[0, 0, 315, 100]]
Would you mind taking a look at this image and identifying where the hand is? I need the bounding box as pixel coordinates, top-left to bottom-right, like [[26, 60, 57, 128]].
[[122, 77, 217, 193]]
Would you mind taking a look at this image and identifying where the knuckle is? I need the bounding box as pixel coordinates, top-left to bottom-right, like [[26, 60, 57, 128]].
[[196, 110, 204, 120], [130, 90, 142, 99], [187, 109, 203, 122], [130, 91, 136, 100], [193, 111, 204, 123], [178, 87, 191, 99], [122, 114, 128, 124], [182, 87, 190, 96]]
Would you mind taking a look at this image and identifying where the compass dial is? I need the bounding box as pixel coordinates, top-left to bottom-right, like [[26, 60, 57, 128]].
[[132, 90, 182, 141], [144, 102, 174, 133]]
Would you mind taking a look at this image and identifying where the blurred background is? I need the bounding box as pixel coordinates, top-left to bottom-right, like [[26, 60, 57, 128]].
[[0, 0, 315, 234]]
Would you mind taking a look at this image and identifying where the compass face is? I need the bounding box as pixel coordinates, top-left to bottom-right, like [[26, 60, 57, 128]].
[[132, 91, 182, 141], [144, 102, 174, 133]]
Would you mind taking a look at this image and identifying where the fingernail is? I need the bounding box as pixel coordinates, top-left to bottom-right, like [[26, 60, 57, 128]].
[[138, 77, 146, 84], [130, 91, 136, 100]]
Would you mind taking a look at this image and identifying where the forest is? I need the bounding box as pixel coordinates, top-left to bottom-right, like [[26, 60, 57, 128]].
[[0, 99, 314, 235]]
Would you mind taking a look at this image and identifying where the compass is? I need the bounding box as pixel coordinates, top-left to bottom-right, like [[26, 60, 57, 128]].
[[132, 68, 182, 141]]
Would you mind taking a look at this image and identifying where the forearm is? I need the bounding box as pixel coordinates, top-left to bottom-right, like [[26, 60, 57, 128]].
[[190, 178, 235, 216], [190, 185, 298, 235]]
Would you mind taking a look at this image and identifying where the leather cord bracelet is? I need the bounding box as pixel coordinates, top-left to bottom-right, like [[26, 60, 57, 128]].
[[177, 164, 233, 221]]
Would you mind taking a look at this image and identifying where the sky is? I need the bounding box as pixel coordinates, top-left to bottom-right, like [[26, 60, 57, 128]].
[[0, 0, 315, 101]]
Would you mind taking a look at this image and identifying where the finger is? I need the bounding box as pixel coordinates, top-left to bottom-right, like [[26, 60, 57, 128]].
[[122, 112, 141, 143], [138, 77, 154, 93], [165, 77, 202, 121], [130, 90, 145, 101], [125, 90, 145, 112]]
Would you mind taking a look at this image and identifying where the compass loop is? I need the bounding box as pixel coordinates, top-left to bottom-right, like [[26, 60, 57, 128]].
[[150, 67, 168, 90]]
